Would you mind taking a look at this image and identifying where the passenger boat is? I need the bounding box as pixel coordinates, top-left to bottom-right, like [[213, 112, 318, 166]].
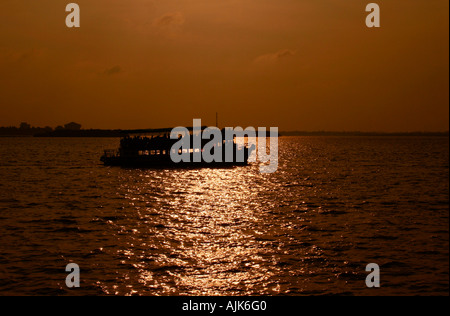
[[100, 127, 256, 168]]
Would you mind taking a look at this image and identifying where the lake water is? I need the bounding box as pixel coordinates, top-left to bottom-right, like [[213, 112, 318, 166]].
[[0, 136, 448, 296]]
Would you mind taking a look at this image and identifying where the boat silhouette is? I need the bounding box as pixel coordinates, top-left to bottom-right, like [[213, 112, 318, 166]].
[[100, 127, 255, 168]]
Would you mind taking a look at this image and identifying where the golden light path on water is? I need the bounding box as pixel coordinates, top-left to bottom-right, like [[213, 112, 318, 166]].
[[89, 136, 449, 296], [112, 166, 282, 296]]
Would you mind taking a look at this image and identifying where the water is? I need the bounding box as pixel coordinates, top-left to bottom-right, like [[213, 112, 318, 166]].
[[0, 136, 448, 296]]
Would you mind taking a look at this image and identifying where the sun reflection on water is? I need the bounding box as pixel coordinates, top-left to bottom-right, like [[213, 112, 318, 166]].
[[106, 165, 284, 295]]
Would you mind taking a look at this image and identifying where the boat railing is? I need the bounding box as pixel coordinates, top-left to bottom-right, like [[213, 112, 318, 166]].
[[103, 149, 119, 158]]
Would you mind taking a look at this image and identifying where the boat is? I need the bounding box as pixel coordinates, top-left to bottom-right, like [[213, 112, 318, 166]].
[[100, 126, 256, 168]]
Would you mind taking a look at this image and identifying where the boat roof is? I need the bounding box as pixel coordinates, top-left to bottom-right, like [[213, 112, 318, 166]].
[[121, 126, 266, 137], [122, 126, 209, 135]]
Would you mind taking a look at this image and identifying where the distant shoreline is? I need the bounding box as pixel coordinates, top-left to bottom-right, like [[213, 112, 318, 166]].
[[279, 131, 449, 137], [0, 130, 448, 138], [34, 129, 123, 138]]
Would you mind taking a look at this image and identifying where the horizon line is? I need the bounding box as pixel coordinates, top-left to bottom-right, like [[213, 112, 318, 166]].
[[0, 123, 449, 135]]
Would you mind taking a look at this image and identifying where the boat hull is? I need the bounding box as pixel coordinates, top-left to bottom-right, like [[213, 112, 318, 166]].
[[100, 155, 250, 168], [100, 148, 254, 168]]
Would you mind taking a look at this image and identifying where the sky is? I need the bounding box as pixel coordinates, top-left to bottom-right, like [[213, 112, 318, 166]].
[[0, 0, 448, 131]]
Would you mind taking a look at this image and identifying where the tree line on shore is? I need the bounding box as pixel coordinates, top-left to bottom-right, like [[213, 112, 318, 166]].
[[0, 122, 120, 137]]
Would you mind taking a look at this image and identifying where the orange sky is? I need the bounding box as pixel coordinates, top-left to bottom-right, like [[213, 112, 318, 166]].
[[0, 0, 448, 131]]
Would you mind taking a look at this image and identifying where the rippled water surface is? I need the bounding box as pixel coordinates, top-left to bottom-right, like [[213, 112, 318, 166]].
[[0, 136, 448, 296]]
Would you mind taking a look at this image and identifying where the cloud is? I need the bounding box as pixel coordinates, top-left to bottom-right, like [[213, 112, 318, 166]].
[[104, 65, 121, 76], [153, 12, 185, 28], [0, 48, 46, 64], [254, 49, 297, 64]]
